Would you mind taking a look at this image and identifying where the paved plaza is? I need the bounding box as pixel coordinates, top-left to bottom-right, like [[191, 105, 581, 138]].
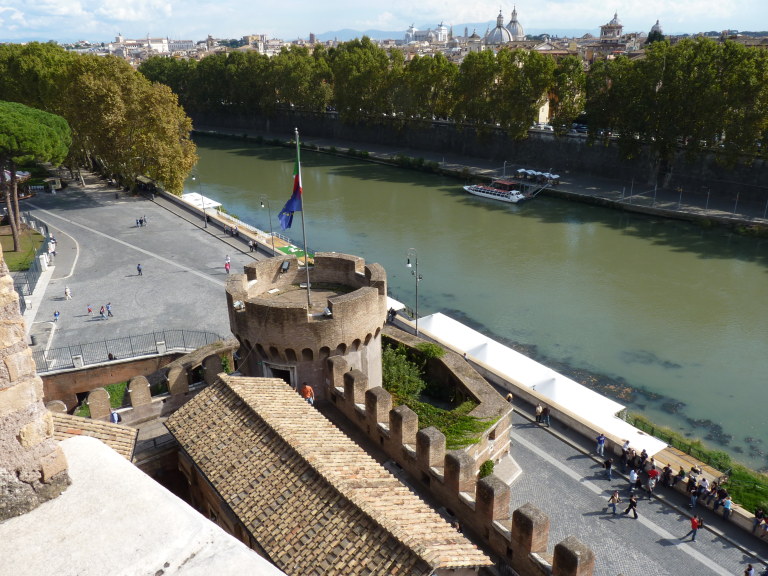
[[17, 167, 768, 576]]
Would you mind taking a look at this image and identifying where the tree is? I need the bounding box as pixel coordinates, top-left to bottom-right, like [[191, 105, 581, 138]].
[[494, 49, 555, 137], [550, 56, 586, 133], [0, 101, 70, 251]]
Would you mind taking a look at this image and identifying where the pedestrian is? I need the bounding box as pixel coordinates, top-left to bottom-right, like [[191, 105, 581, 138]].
[[99, 305, 106, 319], [535, 403, 543, 423], [753, 508, 765, 533], [136, 218, 140, 227], [629, 468, 638, 493], [607, 490, 621, 514], [248, 239, 254, 252], [106, 302, 113, 317], [722, 496, 733, 520], [596, 432, 606, 456], [621, 439, 630, 471], [604, 458, 614, 480], [137, 263, 143, 276], [745, 564, 754, 576], [505, 393, 513, 404], [541, 406, 551, 427], [225, 254, 231, 264], [109, 410, 120, 424], [64, 286, 72, 300], [87, 304, 93, 316], [143, 214, 148, 225], [225, 261, 231, 274], [681, 515, 700, 542], [53, 310, 60, 322], [300, 382, 315, 406], [622, 494, 639, 519]]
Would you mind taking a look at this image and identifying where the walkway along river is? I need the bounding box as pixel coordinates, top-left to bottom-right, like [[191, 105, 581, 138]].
[[189, 135, 768, 471]]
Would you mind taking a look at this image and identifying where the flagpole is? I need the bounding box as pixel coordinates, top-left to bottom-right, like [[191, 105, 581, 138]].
[[296, 127, 312, 311]]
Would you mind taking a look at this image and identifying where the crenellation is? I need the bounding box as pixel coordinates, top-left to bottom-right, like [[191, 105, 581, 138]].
[[365, 387, 391, 425], [512, 502, 550, 555], [416, 427, 446, 469], [552, 535, 596, 576]]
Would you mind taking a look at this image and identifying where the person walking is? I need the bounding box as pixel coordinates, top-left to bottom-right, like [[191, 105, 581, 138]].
[[535, 403, 543, 423], [99, 305, 106, 320], [224, 261, 231, 274], [596, 432, 606, 456], [622, 494, 639, 519], [248, 239, 254, 252], [607, 490, 622, 515], [53, 310, 60, 322], [137, 263, 143, 276], [541, 406, 551, 427], [87, 304, 93, 316], [604, 458, 614, 480], [681, 515, 700, 542], [64, 286, 72, 300], [106, 302, 113, 317], [629, 468, 638, 493], [300, 382, 315, 406], [744, 564, 754, 576]]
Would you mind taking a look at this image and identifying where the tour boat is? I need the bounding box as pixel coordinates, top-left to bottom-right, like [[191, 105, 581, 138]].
[[463, 179, 528, 203]]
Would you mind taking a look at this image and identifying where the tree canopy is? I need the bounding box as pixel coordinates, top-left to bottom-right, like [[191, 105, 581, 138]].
[[0, 42, 196, 195]]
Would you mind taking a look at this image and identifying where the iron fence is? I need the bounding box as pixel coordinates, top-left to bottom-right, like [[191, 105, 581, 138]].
[[32, 329, 223, 373], [12, 212, 52, 300]]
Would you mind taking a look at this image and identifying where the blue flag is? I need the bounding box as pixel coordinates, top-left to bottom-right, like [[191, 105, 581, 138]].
[[278, 156, 303, 230]]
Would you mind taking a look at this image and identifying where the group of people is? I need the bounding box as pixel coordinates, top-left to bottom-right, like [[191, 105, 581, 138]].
[[135, 215, 148, 227], [534, 403, 551, 427], [224, 224, 239, 237], [87, 302, 114, 320]]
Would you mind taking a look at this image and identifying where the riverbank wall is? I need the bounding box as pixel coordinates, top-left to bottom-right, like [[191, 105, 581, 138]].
[[192, 110, 768, 204]]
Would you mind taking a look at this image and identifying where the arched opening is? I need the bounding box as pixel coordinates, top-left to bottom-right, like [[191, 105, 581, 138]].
[[319, 346, 331, 360], [285, 348, 297, 362], [301, 348, 314, 361], [350, 339, 361, 352], [335, 343, 347, 356]]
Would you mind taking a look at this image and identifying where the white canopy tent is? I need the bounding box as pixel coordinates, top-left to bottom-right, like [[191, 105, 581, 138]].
[[417, 312, 667, 457], [181, 192, 222, 211]]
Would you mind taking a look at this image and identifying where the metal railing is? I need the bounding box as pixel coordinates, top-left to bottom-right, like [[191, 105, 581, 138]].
[[12, 212, 52, 313], [32, 329, 223, 373]]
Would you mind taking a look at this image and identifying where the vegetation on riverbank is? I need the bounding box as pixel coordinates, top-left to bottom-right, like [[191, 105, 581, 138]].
[[631, 413, 768, 511], [382, 342, 491, 449]]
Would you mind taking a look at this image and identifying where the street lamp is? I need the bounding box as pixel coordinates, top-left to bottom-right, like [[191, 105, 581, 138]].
[[260, 195, 276, 256], [191, 175, 207, 228], [406, 248, 422, 336]]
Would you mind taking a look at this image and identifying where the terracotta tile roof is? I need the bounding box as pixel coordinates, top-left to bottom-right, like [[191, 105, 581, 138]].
[[51, 412, 138, 460], [166, 375, 492, 575]]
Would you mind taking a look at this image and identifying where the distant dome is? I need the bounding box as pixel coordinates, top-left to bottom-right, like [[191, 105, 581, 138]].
[[650, 19, 663, 34], [608, 12, 621, 26], [485, 10, 513, 45], [506, 6, 525, 41]]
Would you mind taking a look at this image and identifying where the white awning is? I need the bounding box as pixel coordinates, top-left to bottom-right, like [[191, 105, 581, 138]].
[[181, 192, 222, 210]]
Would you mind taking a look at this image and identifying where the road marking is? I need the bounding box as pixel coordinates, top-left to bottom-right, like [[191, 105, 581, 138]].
[[28, 204, 225, 287], [510, 428, 733, 576]]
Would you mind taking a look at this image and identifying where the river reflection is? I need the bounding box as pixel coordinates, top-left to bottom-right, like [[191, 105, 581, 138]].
[[191, 135, 768, 470]]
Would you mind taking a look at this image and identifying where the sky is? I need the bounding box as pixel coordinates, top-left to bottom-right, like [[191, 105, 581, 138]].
[[0, 0, 765, 44]]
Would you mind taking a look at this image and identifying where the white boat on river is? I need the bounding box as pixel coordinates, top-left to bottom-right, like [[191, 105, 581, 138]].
[[463, 179, 528, 203]]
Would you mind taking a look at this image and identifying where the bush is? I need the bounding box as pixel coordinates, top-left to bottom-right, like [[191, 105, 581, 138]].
[[479, 460, 495, 478], [416, 342, 445, 360]]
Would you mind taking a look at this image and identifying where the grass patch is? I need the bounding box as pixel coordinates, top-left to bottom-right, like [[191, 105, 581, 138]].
[[382, 343, 492, 449], [75, 382, 128, 418], [0, 226, 45, 271], [630, 413, 768, 511]]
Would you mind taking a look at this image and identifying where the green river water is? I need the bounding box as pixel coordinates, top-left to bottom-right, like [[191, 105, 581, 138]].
[[190, 136, 768, 470]]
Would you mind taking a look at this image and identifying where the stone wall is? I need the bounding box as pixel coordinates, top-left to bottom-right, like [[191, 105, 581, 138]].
[[195, 111, 768, 201], [0, 245, 69, 520]]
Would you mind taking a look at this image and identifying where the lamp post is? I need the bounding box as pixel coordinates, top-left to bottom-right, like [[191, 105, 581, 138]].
[[260, 195, 276, 256], [406, 248, 422, 336], [191, 175, 207, 228]]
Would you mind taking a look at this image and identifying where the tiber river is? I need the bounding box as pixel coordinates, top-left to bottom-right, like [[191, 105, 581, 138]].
[[189, 135, 768, 471]]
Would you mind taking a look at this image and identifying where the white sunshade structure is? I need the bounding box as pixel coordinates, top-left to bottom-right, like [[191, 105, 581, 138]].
[[181, 192, 222, 211], [416, 312, 668, 458]]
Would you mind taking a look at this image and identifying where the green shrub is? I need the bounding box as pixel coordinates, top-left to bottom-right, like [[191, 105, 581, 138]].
[[479, 460, 495, 478], [221, 354, 231, 374], [416, 342, 445, 360]]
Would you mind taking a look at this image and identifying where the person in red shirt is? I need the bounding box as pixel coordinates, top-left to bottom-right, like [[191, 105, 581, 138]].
[[300, 382, 315, 406], [682, 515, 700, 542]]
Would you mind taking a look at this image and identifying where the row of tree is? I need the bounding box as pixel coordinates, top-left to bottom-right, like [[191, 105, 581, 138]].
[[140, 37, 768, 172], [0, 42, 197, 199]]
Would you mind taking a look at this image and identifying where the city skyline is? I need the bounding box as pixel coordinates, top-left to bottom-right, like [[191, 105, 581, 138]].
[[0, 0, 766, 43]]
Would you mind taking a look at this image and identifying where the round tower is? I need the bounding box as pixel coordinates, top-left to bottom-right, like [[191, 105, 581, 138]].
[[226, 253, 388, 401]]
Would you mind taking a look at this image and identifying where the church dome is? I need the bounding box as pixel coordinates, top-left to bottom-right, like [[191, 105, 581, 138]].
[[607, 12, 621, 26], [650, 19, 662, 34], [485, 10, 513, 45], [506, 6, 525, 41]]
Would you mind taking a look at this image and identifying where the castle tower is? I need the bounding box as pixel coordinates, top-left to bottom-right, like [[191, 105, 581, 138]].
[[225, 253, 387, 401], [0, 245, 69, 520]]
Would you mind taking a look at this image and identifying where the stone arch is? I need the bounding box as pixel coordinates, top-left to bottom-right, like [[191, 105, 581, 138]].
[[301, 348, 314, 361], [255, 343, 267, 358], [268, 346, 281, 362], [374, 327, 381, 339], [364, 333, 372, 346], [319, 346, 331, 360], [334, 343, 347, 356], [350, 339, 361, 352], [285, 348, 297, 362]]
